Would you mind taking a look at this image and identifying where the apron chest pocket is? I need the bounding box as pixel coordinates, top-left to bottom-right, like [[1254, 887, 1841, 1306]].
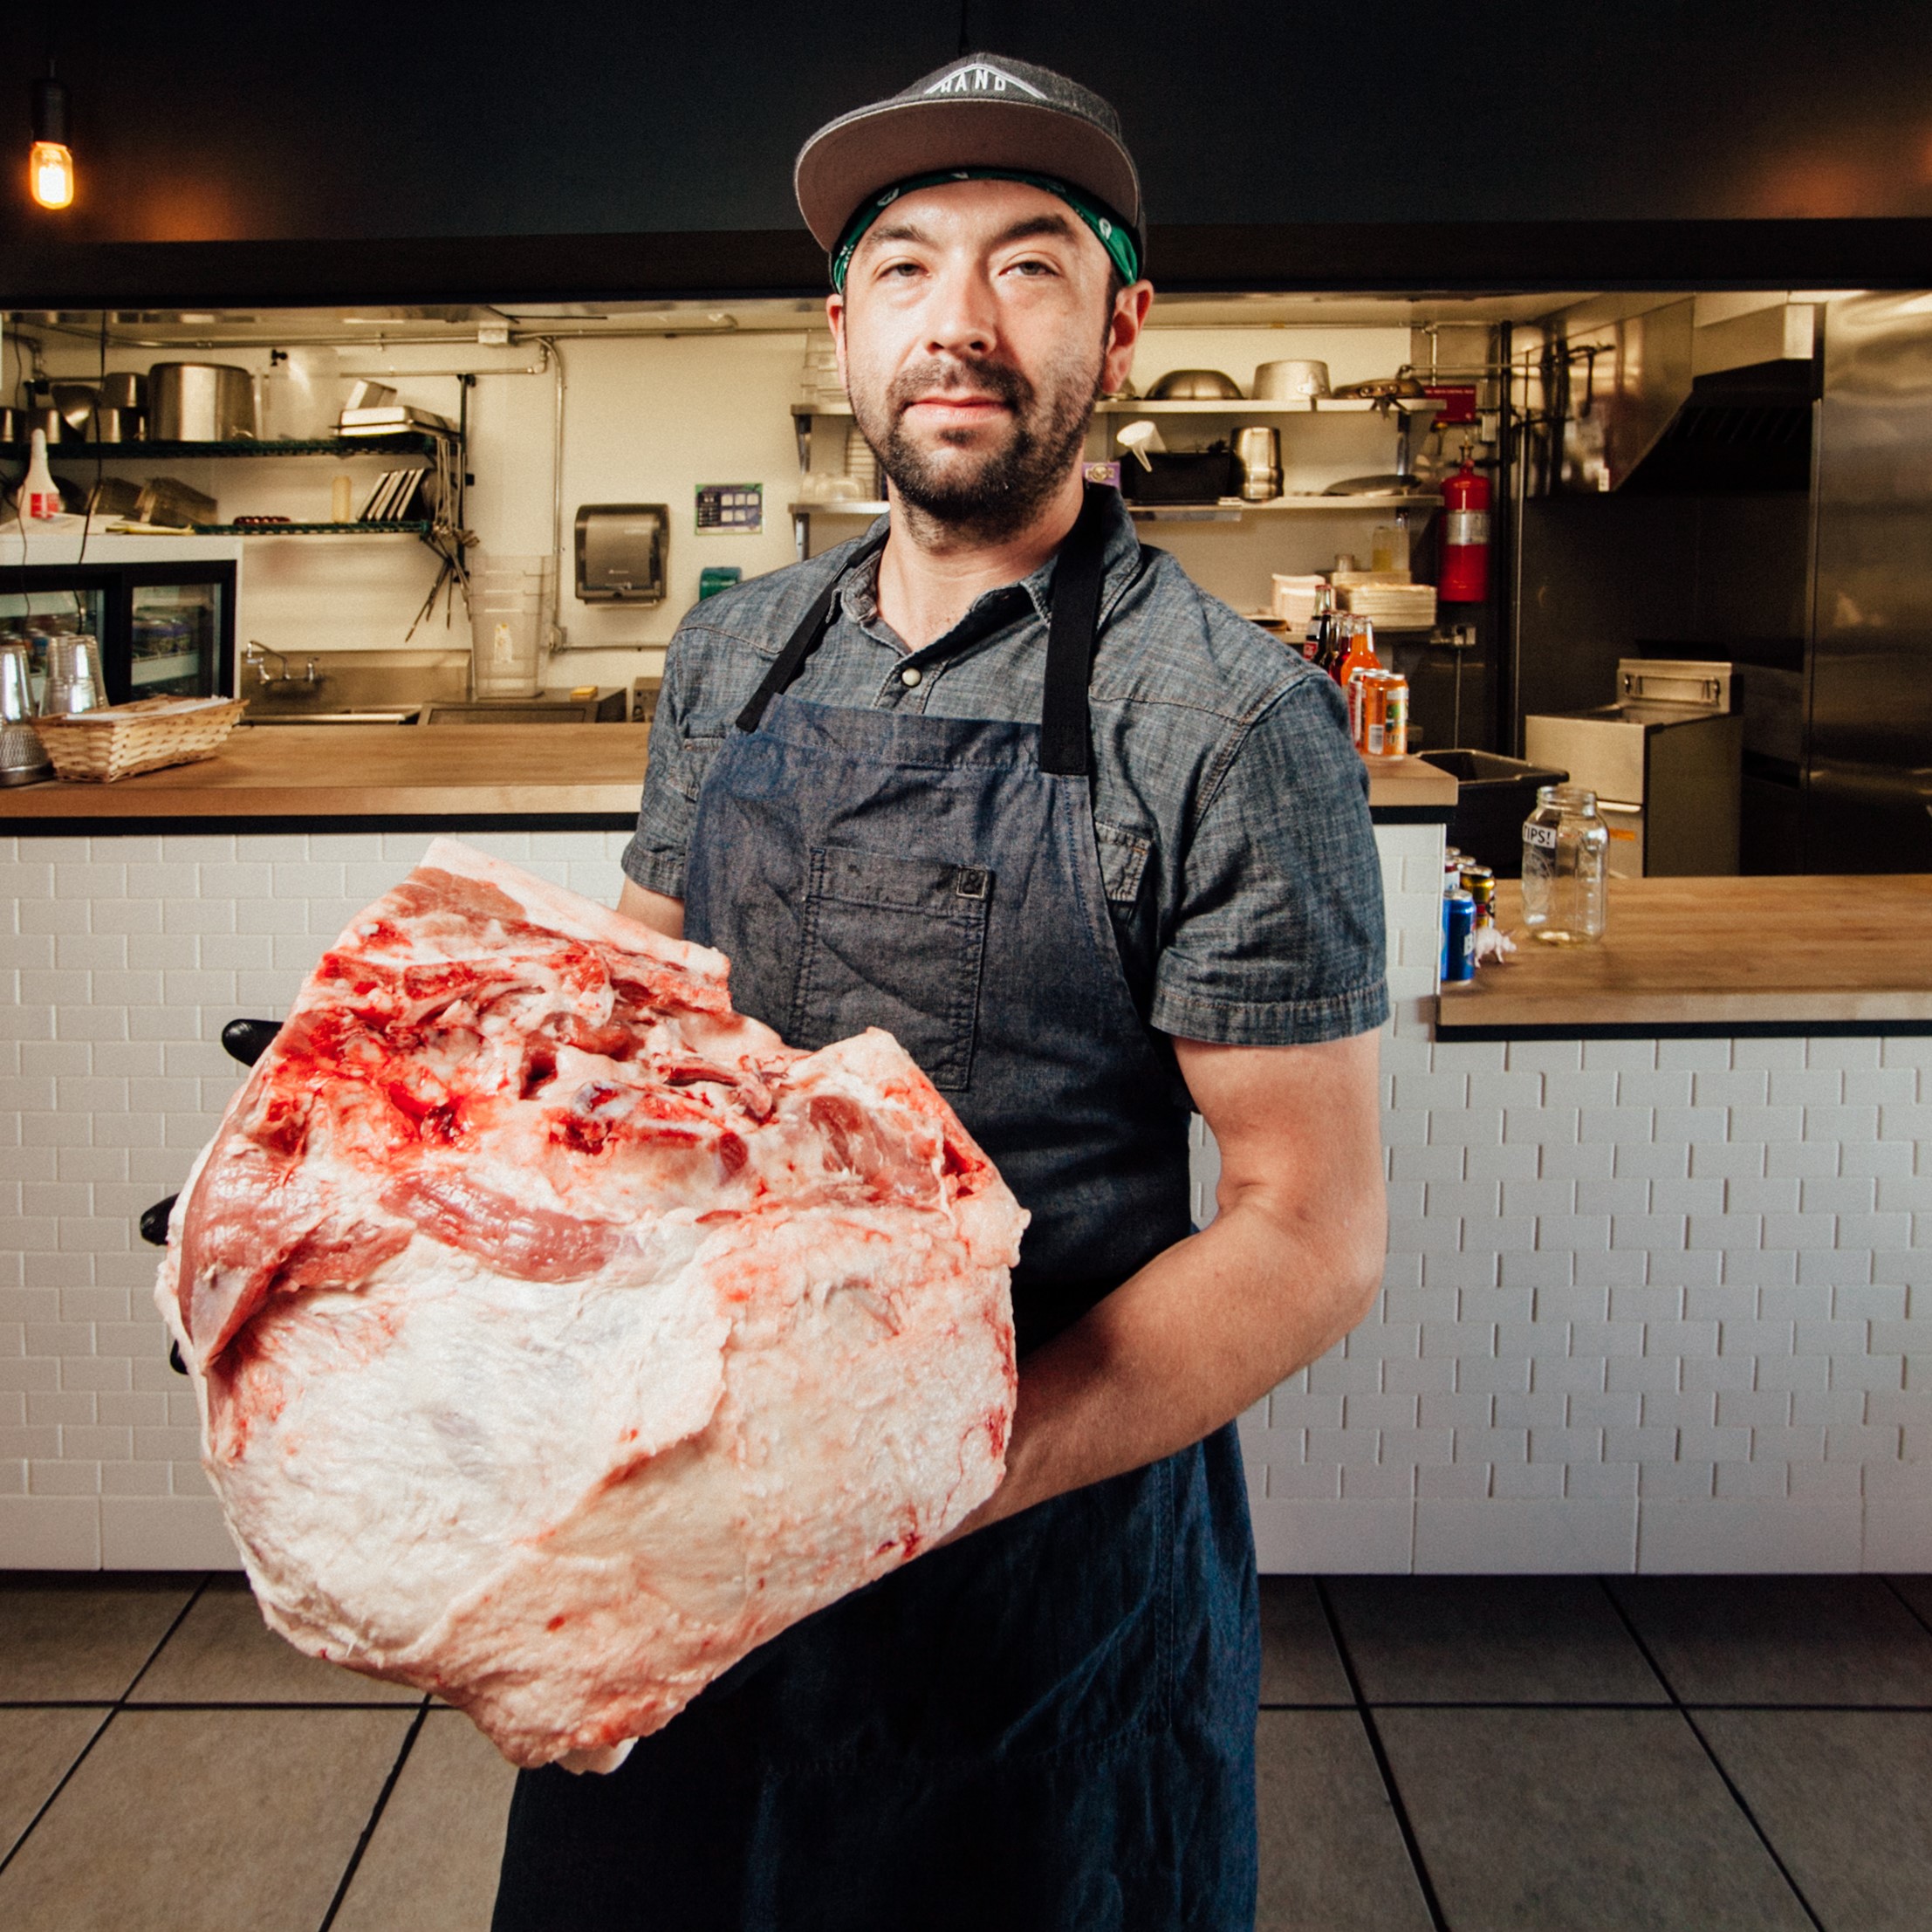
[[791, 844, 993, 1091]]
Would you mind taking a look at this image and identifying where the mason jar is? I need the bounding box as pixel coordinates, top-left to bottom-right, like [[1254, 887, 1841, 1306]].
[[1520, 784, 1608, 942]]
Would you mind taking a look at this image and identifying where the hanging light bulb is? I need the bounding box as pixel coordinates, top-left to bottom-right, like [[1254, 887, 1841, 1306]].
[[29, 66, 73, 211]]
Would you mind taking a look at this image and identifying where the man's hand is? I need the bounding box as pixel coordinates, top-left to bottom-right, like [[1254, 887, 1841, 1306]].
[[949, 1027, 1386, 1538], [617, 879, 685, 942]]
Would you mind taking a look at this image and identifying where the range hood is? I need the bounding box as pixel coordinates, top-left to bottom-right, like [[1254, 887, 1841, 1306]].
[[1544, 298, 1819, 495]]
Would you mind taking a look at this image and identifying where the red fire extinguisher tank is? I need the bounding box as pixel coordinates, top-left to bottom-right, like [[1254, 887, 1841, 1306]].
[[1440, 452, 1491, 603]]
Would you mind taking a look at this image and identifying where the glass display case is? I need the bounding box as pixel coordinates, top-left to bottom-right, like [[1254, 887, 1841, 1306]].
[[0, 560, 235, 705]]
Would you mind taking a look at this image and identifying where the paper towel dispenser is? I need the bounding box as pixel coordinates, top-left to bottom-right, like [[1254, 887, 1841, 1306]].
[[575, 504, 668, 604]]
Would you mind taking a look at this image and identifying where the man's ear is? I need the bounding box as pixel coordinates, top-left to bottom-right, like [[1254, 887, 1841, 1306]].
[[1103, 280, 1154, 396], [826, 291, 848, 389]]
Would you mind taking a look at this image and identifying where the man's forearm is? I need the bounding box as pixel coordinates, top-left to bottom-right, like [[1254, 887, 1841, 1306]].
[[957, 1184, 1384, 1535]]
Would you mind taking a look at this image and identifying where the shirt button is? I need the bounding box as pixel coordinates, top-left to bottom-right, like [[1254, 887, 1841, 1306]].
[[900, 666, 923, 689]]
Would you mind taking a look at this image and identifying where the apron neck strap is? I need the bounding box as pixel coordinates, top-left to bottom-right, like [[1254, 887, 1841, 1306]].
[[1037, 484, 1111, 778], [735, 525, 891, 736], [735, 483, 1119, 776]]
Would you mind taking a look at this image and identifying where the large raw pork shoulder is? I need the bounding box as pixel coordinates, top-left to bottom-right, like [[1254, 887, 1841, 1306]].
[[156, 839, 1023, 1770]]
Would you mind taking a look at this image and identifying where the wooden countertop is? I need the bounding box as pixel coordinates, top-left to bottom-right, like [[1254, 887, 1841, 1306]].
[[1360, 752, 1457, 810], [1437, 875, 1932, 1034], [0, 724, 1454, 826], [0, 724, 654, 824]]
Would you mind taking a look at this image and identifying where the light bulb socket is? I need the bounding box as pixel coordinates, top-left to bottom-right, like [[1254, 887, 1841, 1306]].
[[31, 77, 69, 146]]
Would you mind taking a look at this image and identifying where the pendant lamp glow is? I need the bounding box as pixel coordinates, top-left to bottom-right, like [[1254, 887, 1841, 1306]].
[[29, 70, 72, 211]]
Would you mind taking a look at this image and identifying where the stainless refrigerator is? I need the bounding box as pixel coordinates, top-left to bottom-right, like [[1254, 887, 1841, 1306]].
[[1806, 294, 1932, 871]]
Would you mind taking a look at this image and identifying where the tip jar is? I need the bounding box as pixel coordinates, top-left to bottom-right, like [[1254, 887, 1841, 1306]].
[[1520, 784, 1608, 943]]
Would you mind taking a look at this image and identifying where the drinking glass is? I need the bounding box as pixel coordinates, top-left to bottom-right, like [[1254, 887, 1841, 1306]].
[[39, 634, 107, 716]]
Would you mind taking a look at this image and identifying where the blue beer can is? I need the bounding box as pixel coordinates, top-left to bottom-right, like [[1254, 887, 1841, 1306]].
[[1442, 892, 1476, 984]]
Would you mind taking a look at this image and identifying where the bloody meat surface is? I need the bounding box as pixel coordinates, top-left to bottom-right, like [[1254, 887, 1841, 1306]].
[[157, 839, 1023, 1770]]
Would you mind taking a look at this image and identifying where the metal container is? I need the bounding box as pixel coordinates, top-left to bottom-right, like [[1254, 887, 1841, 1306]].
[[51, 384, 99, 432], [0, 408, 22, 443], [0, 640, 53, 784], [99, 372, 146, 411], [1253, 359, 1331, 401], [1233, 425, 1281, 501], [148, 363, 256, 441], [134, 476, 219, 529], [1146, 368, 1243, 400], [92, 407, 141, 442]]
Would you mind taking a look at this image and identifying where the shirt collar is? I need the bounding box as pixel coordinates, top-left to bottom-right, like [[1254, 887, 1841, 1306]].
[[835, 489, 1142, 644]]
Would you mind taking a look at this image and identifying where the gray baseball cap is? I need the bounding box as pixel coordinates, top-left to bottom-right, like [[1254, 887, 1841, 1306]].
[[794, 53, 1144, 266]]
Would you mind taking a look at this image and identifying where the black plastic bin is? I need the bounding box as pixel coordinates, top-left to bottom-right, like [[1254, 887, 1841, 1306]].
[[1421, 750, 1570, 879]]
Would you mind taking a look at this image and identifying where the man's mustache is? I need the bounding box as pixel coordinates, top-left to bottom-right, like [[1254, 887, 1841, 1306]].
[[887, 360, 1034, 418]]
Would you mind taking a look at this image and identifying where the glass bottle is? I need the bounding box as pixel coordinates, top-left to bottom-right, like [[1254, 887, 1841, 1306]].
[[1301, 584, 1333, 665], [1520, 784, 1609, 942], [1335, 619, 1381, 746]]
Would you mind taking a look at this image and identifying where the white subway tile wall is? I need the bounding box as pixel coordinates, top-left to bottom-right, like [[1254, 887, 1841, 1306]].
[[1216, 823, 1930, 1575], [3, 824, 1926, 1572], [0, 830, 636, 1569]]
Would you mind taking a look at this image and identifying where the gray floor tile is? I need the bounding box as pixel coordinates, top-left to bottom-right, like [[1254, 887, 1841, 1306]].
[[1610, 1574, 1932, 1705], [1698, 1709, 1932, 1932], [0, 1707, 107, 1860], [332, 1711, 518, 1932], [1889, 1575, 1932, 1631], [1260, 1577, 1352, 1705], [0, 1706, 416, 1932], [1257, 1710, 1433, 1932], [1377, 1707, 1813, 1932], [128, 1575, 419, 1705], [0, 1575, 199, 1702], [1326, 1575, 1668, 1704]]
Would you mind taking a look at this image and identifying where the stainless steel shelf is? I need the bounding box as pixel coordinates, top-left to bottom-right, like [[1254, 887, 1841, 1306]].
[[788, 400, 1442, 418], [189, 520, 432, 536], [28, 434, 452, 459]]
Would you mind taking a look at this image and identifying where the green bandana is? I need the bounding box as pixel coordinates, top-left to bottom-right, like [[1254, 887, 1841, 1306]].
[[830, 168, 1141, 293]]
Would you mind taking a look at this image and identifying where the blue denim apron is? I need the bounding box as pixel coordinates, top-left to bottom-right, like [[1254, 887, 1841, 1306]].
[[495, 489, 1259, 1931]]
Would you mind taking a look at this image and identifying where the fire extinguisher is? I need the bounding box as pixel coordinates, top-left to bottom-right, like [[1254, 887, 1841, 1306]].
[[1440, 445, 1490, 603]]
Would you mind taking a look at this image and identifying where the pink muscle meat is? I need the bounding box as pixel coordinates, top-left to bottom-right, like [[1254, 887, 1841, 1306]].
[[156, 839, 1024, 1770]]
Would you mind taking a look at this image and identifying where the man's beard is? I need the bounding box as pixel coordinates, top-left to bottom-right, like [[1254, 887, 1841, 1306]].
[[850, 349, 1103, 545]]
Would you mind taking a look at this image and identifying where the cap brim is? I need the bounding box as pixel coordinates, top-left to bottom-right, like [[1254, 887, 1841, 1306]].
[[795, 96, 1141, 256]]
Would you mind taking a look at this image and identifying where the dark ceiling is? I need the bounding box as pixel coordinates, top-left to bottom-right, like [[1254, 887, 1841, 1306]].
[[5, 1, 1932, 301]]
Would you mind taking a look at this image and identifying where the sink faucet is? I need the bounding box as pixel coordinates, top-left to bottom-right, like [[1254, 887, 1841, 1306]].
[[243, 641, 288, 687], [243, 642, 325, 690]]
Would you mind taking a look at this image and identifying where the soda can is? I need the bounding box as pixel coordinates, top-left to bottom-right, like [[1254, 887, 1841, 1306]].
[[1442, 892, 1476, 983], [1382, 674, 1409, 757], [1362, 670, 1389, 756], [1461, 865, 1497, 929]]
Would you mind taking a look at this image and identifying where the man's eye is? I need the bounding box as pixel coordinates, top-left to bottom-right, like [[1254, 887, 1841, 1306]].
[[1005, 257, 1059, 278]]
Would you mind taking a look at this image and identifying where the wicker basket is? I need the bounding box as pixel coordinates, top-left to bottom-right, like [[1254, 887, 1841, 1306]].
[[33, 696, 248, 784]]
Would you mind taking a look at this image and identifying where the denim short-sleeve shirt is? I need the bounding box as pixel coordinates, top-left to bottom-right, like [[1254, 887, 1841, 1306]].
[[623, 490, 1387, 1047]]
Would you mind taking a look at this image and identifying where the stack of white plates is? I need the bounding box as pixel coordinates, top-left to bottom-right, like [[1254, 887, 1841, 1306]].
[[1271, 573, 1325, 628], [1340, 581, 1437, 630]]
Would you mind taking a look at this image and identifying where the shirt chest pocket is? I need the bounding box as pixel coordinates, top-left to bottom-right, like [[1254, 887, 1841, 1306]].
[[791, 845, 993, 1092], [1093, 818, 1151, 906]]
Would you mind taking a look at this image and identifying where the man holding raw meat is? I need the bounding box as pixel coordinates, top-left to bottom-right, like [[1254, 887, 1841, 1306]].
[[495, 52, 1388, 1932]]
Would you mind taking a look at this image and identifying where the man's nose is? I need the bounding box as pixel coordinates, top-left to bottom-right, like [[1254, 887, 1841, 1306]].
[[922, 261, 999, 359]]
